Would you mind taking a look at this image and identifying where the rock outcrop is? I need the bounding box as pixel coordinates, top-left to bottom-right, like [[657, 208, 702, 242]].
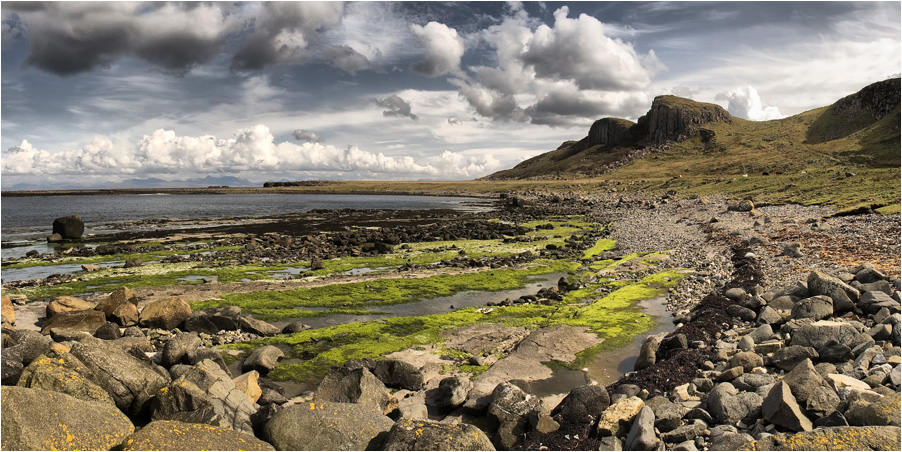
[[635, 95, 732, 145], [588, 117, 636, 147], [52, 215, 85, 239]]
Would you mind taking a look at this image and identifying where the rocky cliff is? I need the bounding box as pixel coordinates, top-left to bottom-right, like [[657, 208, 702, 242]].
[[635, 95, 733, 145], [830, 78, 901, 120], [587, 118, 636, 147]]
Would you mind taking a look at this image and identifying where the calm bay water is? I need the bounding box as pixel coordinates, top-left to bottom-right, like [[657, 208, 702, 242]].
[[0, 193, 491, 257]]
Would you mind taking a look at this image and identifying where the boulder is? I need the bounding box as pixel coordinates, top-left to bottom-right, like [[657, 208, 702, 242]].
[[94, 287, 140, 326], [1, 386, 133, 451], [635, 335, 661, 371], [151, 359, 258, 434], [239, 316, 281, 336], [552, 384, 611, 423], [597, 396, 645, 437], [807, 272, 859, 313], [844, 395, 901, 427], [161, 332, 203, 368], [770, 345, 819, 371], [1, 349, 25, 385], [2, 295, 15, 324], [17, 352, 115, 406], [486, 382, 542, 450], [41, 310, 106, 335], [7, 329, 52, 365], [233, 371, 262, 403], [263, 402, 393, 451], [732, 373, 776, 393], [382, 418, 495, 451], [819, 343, 853, 363], [762, 381, 812, 432], [748, 324, 774, 343], [739, 426, 901, 451], [791, 296, 834, 320], [314, 367, 397, 415], [781, 359, 839, 412], [661, 420, 706, 444], [139, 297, 192, 330], [185, 306, 242, 334], [859, 291, 897, 314], [827, 374, 871, 392], [47, 233, 63, 242], [70, 337, 170, 417], [122, 420, 274, 451], [281, 321, 311, 334], [729, 351, 764, 372], [791, 320, 860, 349], [396, 403, 429, 420], [52, 215, 85, 239], [95, 321, 123, 340], [707, 383, 762, 425], [625, 406, 658, 451], [646, 396, 684, 432], [757, 306, 783, 325], [373, 359, 424, 391], [243, 345, 284, 374], [436, 376, 472, 409]]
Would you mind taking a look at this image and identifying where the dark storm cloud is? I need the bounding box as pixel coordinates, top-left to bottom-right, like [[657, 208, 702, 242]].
[[324, 45, 370, 74], [3, 2, 234, 76], [375, 94, 418, 120], [230, 2, 344, 71]]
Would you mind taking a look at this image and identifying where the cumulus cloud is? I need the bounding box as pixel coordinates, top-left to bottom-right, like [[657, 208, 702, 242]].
[[375, 95, 419, 120], [715, 85, 784, 121], [293, 129, 324, 142], [452, 6, 661, 126], [522, 7, 662, 90], [409, 21, 465, 77], [230, 2, 344, 71], [324, 45, 370, 74], [2, 125, 500, 179], [4, 2, 238, 76]]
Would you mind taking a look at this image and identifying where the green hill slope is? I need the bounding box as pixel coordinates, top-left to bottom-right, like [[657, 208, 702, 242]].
[[486, 78, 901, 213]]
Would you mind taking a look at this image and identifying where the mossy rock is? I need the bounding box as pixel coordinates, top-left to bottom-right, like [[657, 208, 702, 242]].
[[738, 426, 902, 451], [122, 420, 274, 451]]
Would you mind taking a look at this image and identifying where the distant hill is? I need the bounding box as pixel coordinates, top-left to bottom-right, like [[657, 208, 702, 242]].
[[486, 78, 901, 181], [5, 175, 254, 191]]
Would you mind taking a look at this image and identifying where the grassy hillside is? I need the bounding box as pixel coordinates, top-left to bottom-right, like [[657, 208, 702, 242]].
[[486, 79, 901, 213]]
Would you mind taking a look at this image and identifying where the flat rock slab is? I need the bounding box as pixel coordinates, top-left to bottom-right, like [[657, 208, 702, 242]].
[[442, 323, 531, 356], [465, 324, 603, 410]]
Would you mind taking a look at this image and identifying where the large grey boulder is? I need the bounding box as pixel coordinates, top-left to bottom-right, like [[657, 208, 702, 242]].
[[807, 271, 859, 312], [185, 306, 242, 334], [436, 376, 472, 409], [1, 386, 133, 451], [161, 332, 203, 368], [139, 297, 192, 330], [263, 401, 394, 451], [151, 359, 258, 434], [16, 351, 115, 406], [243, 345, 284, 374], [770, 345, 819, 371], [70, 337, 170, 417], [844, 395, 901, 427], [762, 381, 812, 432], [373, 359, 424, 391], [859, 291, 898, 314], [782, 359, 840, 417], [382, 418, 495, 451], [729, 351, 763, 372], [625, 406, 658, 451], [239, 316, 280, 336], [707, 383, 762, 425], [552, 384, 611, 423], [791, 320, 860, 349], [791, 296, 834, 320], [597, 396, 645, 437], [40, 309, 106, 335], [122, 420, 274, 451], [486, 382, 542, 450], [314, 367, 397, 415], [52, 215, 85, 239]]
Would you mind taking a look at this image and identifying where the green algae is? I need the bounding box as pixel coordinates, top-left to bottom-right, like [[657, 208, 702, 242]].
[[191, 259, 579, 320], [232, 268, 685, 384], [582, 238, 617, 260]]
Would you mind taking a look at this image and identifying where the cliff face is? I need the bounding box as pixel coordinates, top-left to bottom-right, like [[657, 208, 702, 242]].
[[830, 78, 900, 120], [636, 96, 733, 145], [587, 118, 635, 147]]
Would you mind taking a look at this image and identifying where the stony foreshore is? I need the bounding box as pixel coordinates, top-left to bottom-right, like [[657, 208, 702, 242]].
[[1, 193, 900, 450]]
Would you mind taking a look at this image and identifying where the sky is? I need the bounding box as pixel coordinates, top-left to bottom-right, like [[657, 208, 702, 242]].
[[1, 1, 900, 189]]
